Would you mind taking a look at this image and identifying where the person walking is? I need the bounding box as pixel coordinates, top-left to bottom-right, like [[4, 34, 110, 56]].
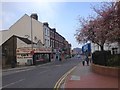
[[85, 54, 89, 66], [81, 53, 85, 66], [88, 53, 92, 63]]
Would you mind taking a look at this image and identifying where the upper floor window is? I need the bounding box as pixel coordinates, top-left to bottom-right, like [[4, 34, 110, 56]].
[[47, 29, 48, 35], [44, 28, 50, 36], [44, 28, 47, 35]]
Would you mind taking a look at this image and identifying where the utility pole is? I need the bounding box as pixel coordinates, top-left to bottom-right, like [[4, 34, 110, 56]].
[[31, 17, 34, 65], [31, 17, 33, 49]]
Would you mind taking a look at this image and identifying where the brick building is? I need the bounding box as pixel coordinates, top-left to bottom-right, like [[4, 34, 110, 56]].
[[0, 13, 71, 67]]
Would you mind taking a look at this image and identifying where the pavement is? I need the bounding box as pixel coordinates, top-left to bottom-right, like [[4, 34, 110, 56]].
[[62, 62, 119, 90]]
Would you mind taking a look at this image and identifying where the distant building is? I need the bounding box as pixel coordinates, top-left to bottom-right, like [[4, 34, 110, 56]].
[[72, 48, 82, 55]]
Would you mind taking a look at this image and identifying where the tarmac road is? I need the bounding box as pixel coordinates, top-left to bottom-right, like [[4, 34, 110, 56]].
[[2, 57, 81, 89]]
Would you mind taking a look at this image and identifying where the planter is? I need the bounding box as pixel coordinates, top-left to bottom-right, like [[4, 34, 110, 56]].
[[92, 63, 120, 77]]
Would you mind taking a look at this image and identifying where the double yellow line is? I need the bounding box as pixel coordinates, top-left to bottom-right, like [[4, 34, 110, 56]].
[[54, 66, 77, 90]]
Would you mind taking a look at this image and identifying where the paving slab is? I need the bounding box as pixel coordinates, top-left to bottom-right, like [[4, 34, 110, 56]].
[[64, 63, 119, 89]]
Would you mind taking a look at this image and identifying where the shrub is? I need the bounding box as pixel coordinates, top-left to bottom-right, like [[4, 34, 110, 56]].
[[107, 54, 120, 67], [92, 50, 111, 66]]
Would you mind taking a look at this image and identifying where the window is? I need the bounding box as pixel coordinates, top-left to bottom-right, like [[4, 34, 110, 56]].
[[44, 28, 47, 36], [48, 40, 49, 46]]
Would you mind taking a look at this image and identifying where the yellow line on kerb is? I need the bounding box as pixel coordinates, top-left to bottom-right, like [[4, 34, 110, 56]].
[[54, 66, 77, 90]]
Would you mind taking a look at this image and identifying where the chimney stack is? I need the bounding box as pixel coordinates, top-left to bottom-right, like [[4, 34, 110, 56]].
[[30, 13, 38, 20], [43, 22, 49, 27], [52, 28, 56, 32]]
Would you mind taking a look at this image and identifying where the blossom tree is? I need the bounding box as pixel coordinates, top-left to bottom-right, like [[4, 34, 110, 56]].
[[75, 17, 108, 51], [75, 2, 120, 51], [93, 2, 120, 44]]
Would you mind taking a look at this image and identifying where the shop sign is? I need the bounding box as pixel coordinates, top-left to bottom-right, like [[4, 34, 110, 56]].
[[16, 48, 52, 54]]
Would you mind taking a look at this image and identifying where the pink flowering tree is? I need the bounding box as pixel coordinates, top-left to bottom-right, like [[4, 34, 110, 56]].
[[93, 2, 120, 45], [75, 17, 107, 51], [75, 2, 120, 51]]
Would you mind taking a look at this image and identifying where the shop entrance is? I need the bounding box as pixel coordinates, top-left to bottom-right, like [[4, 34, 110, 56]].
[[33, 53, 51, 65]]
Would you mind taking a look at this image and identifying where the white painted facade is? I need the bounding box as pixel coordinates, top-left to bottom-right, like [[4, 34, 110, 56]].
[[91, 42, 120, 54], [10, 14, 44, 47], [1, 14, 45, 48], [0, 30, 9, 46], [43, 25, 50, 48], [17, 38, 31, 48]]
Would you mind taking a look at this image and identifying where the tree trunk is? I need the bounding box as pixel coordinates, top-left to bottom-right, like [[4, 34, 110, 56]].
[[100, 45, 104, 51]]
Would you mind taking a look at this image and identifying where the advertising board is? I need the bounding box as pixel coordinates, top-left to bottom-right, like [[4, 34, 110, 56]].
[[82, 43, 91, 53]]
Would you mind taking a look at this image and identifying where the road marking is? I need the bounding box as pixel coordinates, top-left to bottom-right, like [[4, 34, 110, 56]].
[[38, 70, 48, 75], [15, 68, 32, 73], [2, 62, 52, 72], [55, 65, 61, 66], [2, 79, 25, 88], [37, 62, 52, 67], [70, 75, 80, 80], [54, 66, 77, 90], [40, 66, 49, 69]]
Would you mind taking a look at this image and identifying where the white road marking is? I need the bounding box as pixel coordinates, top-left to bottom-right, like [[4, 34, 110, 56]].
[[55, 65, 61, 66], [2, 79, 25, 88], [40, 67, 49, 69], [15, 68, 32, 73], [70, 75, 80, 80], [38, 70, 48, 75]]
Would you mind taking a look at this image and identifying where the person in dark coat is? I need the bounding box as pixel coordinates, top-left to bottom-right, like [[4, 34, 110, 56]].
[[85, 54, 89, 66], [82, 53, 85, 66]]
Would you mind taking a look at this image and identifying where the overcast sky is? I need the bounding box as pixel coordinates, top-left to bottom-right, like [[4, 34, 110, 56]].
[[1, 1, 103, 49]]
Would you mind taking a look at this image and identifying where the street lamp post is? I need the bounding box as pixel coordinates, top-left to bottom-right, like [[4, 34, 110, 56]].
[[31, 17, 34, 65], [31, 17, 33, 50]]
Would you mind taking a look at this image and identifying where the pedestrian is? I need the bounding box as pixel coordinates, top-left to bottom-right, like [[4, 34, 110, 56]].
[[85, 54, 89, 66], [56, 55, 58, 60], [82, 53, 85, 66], [59, 57, 61, 61], [88, 53, 92, 63]]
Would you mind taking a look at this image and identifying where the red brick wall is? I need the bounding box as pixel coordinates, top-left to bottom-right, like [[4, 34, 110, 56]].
[[92, 63, 119, 77]]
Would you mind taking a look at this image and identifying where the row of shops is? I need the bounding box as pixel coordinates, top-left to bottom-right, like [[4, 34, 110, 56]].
[[16, 47, 67, 66], [1, 35, 71, 68], [16, 47, 52, 66], [2, 47, 66, 68]]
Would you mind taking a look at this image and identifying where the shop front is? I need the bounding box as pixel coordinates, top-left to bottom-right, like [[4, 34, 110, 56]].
[[33, 53, 51, 65], [16, 47, 52, 66]]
